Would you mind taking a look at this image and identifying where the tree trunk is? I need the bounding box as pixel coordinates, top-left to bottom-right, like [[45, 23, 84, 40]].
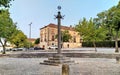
[[0, 39, 7, 54], [0, 39, 6, 54], [2, 45, 6, 54], [115, 31, 119, 53], [93, 41, 97, 52]]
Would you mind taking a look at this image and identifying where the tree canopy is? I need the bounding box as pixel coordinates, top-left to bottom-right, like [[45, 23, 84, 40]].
[[34, 38, 40, 44], [0, 0, 13, 8], [75, 18, 106, 51], [0, 9, 17, 54], [10, 30, 28, 48], [95, 1, 120, 52], [0, 0, 14, 54], [61, 30, 72, 42], [56, 30, 72, 42]]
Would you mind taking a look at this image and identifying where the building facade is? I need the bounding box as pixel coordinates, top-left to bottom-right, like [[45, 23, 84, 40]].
[[40, 23, 82, 49], [28, 38, 36, 44]]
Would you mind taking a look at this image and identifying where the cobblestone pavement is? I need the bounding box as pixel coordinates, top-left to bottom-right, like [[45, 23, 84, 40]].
[[0, 58, 120, 75]]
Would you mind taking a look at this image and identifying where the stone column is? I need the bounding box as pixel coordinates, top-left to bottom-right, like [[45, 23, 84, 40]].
[[55, 6, 63, 54], [57, 11, 62, 54]]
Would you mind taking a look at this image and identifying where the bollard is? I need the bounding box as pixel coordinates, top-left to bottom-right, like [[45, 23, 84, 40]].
[[62, 64, 69, 75], [116, 57, 120, 64]]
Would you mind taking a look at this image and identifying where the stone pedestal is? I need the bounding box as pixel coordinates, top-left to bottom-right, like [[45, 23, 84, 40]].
[[40, 54, 74, 66], [62, 64, 69, 75]]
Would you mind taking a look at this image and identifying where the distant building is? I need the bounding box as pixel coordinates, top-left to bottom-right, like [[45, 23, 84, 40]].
[[28, 38, 40, 47], [28, 38, 36, 44], [40, 23, 82, 49]]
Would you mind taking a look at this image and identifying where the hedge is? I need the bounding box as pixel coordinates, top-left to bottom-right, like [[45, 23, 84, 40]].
[[82, 41, 120, 47]]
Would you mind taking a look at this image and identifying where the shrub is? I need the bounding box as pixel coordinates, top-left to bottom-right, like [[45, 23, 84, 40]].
[[82, 41, 116, 47]]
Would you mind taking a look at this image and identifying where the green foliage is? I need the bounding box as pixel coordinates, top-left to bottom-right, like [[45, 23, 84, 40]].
[[99, 1, 120, 52], [0, 9, 16, 54], [75, 18, 88, 37], [0, 0, 14, 54], [0, 0, 13, 8], [55, 30, 72, 42], [61, 30, 72, 42], [34, 38, 40, 44], [0, 10, 16, 40], [85, 1, 120, 52], [10, 30, 28, 48], [75, 18, 106, 42], [75, 18, 106, 51], [0, 10, 14, 36], [105, 5, 120, 32], [24, 41, 33, 48], [82, 41, 115, 47], [0, 10, 15, 38], [112, 10, 120, 31]]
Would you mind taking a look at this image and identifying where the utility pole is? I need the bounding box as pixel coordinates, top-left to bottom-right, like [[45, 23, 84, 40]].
[[29, 22, 32, 49]]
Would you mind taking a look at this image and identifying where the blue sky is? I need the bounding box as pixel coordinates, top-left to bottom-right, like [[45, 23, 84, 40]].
[[9, 0, 119, 38]]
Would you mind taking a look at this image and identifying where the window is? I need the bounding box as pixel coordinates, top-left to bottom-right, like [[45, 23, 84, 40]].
[[44, 34, 47, 42], [41, 39, 43, 42], [41, 35, 43, 42], [80, 38, 83, 43], [51, 29, 54, 34], [73, 36, 76, 43], [52, 35, 54, 41], [67, 44, 69, 48], [44, 38, 47, 42], [52, 43, 54, 45]]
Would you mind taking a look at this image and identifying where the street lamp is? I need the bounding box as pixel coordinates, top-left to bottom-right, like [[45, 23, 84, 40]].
[[29, 22, 32, 39], [29, 22, 32, 49]]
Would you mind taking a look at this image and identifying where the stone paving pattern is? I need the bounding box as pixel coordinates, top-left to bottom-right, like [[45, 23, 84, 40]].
[[0, 58, 120, 75]]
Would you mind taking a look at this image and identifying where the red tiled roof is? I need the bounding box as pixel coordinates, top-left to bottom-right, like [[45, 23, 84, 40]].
[[28, 38, 36, 41], [40, 23, 75, 31]]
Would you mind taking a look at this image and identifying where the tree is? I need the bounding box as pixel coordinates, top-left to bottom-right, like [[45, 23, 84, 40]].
[[94, 10, 114, 41], [55, 30, 72, 48], [75, 18, 106, 51], [111, 7, 120, 52], [0, 0, 13, 8], [34, 38, 40, 44], [56, 30, 72, 42], [0, 9, 17, 54], [0, 0, 14, 54], [10, 30, 28, 48], [103, 2, 120, 52], [61, 30, 72, 42]]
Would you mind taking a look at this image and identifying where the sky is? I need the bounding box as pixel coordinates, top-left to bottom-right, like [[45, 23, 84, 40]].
[[9, 0, 119, 38]]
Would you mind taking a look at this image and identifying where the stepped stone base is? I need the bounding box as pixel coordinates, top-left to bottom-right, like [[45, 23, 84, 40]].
[[40, 54, 74, 66]]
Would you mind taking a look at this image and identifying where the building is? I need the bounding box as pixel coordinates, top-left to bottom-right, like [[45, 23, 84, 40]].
[[40, 23, 82, 49], [28, 38, 36, 44], [27, 38, 40, 47]]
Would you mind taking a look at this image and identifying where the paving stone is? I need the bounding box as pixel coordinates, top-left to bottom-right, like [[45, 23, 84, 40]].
[[0, 58, 120, 75]]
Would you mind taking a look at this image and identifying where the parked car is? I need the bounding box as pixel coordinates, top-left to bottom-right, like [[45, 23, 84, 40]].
[[48, 45, 58, 50], [0, 49, 3, 52], [34, 47, 44, 50], [11, 48, 25, 51], [0, 47, 3, 52]]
